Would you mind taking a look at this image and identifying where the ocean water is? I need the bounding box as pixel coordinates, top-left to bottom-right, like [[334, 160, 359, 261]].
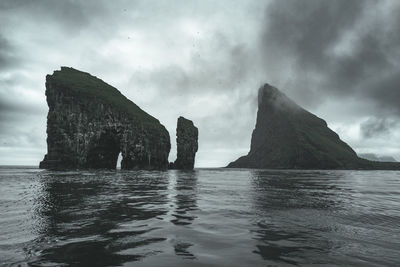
[[1, 167, 400, 266]]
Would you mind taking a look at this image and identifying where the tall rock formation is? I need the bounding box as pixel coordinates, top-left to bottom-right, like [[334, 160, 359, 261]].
[[228, 83, 400, 170], [39, 67, 170, 170], [172, 116, 198, 170]]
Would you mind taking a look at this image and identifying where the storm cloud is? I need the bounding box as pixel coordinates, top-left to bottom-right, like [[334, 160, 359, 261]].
[[360, 117, 398, 139], [261, 0, 400, 113], [1, 0, 400, 165]]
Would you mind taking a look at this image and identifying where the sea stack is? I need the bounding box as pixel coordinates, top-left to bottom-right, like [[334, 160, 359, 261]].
[[227, 83, 400, 170], [39, 67, 170, 170], [172, 116, 198, 170]]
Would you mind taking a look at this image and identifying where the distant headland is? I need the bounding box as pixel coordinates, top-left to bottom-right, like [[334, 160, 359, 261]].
[[227, 84, 400, 170]]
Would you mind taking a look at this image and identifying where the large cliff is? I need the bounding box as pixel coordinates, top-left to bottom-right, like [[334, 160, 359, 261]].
[[228, 84, 400, 170], [171, 116, 198, 170], [40, 67, 170, 170]]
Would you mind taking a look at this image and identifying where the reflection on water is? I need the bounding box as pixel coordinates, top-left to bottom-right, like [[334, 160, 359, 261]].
[[1, 167, 400, 266], [170, 171, 198, 260], [250, 170, 343, 265], [32, 171, 171, 266], [171, 171, 198, 226]]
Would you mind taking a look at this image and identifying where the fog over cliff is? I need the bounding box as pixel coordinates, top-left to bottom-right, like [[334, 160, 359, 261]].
[[1, 0, 400, 166]]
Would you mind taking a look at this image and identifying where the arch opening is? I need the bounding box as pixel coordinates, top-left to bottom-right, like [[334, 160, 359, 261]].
[[86, 131, 121, 169]]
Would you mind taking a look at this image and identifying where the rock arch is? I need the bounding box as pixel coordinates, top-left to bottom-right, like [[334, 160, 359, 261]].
[[39, 67, 170, 170], [86, 130, 121, 169]]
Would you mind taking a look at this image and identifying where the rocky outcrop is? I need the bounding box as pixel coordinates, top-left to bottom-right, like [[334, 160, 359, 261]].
[[227, 83, 400, 170], [39, 67, 170, 170], [170, 116, 198, 170]]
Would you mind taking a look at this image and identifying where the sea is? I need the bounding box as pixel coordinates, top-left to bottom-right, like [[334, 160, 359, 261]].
[[1, 166, 399, 266]]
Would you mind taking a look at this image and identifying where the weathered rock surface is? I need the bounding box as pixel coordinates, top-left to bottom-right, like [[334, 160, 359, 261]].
[[171, 116, 198, 170], [227, 83, 400, 170], [39, 67, 170, 170]]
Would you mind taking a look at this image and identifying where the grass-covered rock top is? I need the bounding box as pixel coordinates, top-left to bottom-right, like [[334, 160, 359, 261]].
[[49, 67, 159, 124]]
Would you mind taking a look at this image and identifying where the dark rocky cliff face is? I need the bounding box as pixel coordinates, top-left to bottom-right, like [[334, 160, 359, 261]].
[[227, 84, 400, 170], [171, 116, 198, 170], [39, 67, 170, 170]]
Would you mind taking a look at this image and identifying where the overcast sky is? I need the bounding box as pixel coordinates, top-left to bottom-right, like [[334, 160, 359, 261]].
[[1, 0, 400, 167]]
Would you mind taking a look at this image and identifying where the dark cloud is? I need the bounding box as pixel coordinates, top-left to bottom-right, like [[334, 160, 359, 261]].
[[365, 71, 400, 115], [0, 74, 45, 117], [261, 0, 400, 115], [263, 0, 366, 68], [0, 0, 110, 33], [0, 98, 44, 121], [0, 34, 17, 70], [360, 117, 398, 139]]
